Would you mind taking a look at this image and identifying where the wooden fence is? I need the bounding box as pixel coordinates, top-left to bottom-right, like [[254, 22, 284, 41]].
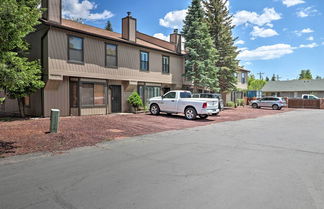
[[288, 99, 324, 109]]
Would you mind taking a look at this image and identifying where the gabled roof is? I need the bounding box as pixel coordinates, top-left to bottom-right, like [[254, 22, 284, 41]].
[[262, 80, 324, 92], [237, 67, 250, 72], [42, 19, 181, 55]]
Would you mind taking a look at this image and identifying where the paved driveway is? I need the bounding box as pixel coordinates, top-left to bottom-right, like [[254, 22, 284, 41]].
[[1, 109, 324, 209]]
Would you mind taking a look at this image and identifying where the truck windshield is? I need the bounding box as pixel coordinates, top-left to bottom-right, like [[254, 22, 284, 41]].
[[180, 92, 192, 98]]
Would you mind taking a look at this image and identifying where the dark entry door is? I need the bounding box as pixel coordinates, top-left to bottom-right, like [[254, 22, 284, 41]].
[[111, 85, 121, 113]]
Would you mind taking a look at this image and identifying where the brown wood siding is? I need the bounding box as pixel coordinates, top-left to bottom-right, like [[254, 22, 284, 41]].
[[47, 28, 184, 85], [48, 0, 61, 23], [81, 108, 106, 115], [129, 18, 136, 42], [43, 77, 70, 117]]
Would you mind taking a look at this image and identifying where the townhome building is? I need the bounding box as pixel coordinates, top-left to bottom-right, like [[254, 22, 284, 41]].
[[1, 0, 188, 117], [224, 68, 250, 103]]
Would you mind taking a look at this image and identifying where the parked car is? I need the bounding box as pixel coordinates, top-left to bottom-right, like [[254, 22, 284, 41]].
[[250, 96, 287, 110], [149, 90, 220, 120], [192, 93, 224, 113], [301, 94, 319, 100]]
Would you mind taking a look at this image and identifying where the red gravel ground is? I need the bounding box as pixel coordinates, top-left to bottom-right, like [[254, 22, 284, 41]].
[[0, 107, 292, 158]]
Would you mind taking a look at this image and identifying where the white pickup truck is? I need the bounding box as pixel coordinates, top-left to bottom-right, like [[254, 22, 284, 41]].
[[302, 94, 319, 100], [149, 90, 220, 120]]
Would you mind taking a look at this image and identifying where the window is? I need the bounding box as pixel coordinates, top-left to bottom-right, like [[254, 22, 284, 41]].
[[94, 84, 105, 105], [180, 92, 192, 98], [68, 36, 84, 63], [138, 85, 161, 104], [140, 51, 149, 71], [163, 92, 176, 99], [70, 81, 79, 107], [106, 44, 117, 67], [241, 73, 246, 84], [81, 83, 106, 107], [162, 56, 170, 73]]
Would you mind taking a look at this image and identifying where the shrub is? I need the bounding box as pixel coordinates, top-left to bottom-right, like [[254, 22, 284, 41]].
[[127, 92, 143, 111], [0, 97, 5, 104], [236, 99, 244, 106], [226, 101, 235, 108]]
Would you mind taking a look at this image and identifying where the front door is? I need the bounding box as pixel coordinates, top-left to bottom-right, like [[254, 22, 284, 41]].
[[111, 85, 121, 113]]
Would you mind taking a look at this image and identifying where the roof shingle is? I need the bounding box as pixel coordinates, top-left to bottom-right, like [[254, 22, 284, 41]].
[[262, 80, 324, 92]]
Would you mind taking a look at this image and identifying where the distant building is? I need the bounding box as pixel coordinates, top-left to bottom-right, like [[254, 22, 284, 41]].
[[262, 80, 324, 98], [224, 67, 250, 103]]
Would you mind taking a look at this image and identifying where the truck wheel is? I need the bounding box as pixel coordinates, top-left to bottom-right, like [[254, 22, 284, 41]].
[[199, 114, 208, 119], [150, 104, 160, 115], [185, 107, 197, 120], [252, 103, 258, 108], [272, 104, 279, 110]]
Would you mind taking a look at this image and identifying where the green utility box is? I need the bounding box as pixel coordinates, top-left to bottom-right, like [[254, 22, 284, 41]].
[[50, 109, 60, 133]]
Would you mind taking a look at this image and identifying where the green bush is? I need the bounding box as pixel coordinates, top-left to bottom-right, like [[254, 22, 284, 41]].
[[236, 99, 244, 106], [127, 92, 143, 111], [0, 97, 5, 104], [226, 101, 235, 108]]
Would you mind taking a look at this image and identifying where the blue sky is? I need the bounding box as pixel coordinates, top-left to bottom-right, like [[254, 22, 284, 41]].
[[62, 0, 324, 80]]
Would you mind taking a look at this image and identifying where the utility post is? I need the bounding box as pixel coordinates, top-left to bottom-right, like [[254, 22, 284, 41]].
[[257, 72, 265, 80]]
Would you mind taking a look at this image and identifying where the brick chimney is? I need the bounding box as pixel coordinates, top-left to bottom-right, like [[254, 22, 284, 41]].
[[122, 12, 137, 42], [170, 29, 182, 54], [41, 0, 62, 24]]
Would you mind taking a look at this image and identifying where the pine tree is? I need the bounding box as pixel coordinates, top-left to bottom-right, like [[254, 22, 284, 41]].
[[182, 0, 219, 92], [265, 76, 269, 82], [299, 69, 312, 80], [204, 0, 239, 93], [0, 0, 44, 117], [271, 74, 276, 81], [105, 20, 113, 32]]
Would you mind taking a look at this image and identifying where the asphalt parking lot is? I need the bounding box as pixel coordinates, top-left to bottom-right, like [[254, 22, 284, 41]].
[[1, 109, 323, 209]]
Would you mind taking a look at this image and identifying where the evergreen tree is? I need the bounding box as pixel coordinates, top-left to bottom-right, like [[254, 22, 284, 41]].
[[105, 20, 113, 31], [315, 76, 322, 80], [271, 74, 276, 81], [204, 0, 239, 93], [299, 69, 313, 80], [0, 0, 44, 117], [182, 0, 219, 92], [265, 76, 269, 82]]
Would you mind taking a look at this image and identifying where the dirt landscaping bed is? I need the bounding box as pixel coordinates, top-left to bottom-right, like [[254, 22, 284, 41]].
[[0, 107, 292, 158]]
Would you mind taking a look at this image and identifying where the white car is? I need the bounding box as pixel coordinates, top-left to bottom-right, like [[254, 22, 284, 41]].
[[149, 90, 220, 120]]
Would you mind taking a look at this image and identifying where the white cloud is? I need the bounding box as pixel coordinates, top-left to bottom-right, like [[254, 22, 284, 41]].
[[62, 0, 113, 21], [301, 28, 314, 33], [282, 0, 305, 7], [296, 7, 318, 18], [299, 43, 319, 48], [251, 26, 279, 39], [238, 44, 294, 61], [153, 33, 170, 41], [159, 9, 187, 29], [307, 36, 314, 41], [322, 42, 324, 45], [235, 40, 245, 45], [232, 8, 281, 26], [295, 28, 314, 36]]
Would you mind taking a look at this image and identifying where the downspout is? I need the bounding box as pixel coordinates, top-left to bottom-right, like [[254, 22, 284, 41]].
[[40, 26, 50, 117]]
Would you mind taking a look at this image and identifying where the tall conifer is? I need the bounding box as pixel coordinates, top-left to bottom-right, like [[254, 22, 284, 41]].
[[204, 0, 239, 93], [182, 0, 219, 92]]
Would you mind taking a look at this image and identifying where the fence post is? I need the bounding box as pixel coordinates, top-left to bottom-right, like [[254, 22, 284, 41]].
[[50, 109, 60, 133]]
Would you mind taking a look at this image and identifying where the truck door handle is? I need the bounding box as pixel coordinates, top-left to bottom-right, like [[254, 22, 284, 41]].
[[171, 100, 175, 102]]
